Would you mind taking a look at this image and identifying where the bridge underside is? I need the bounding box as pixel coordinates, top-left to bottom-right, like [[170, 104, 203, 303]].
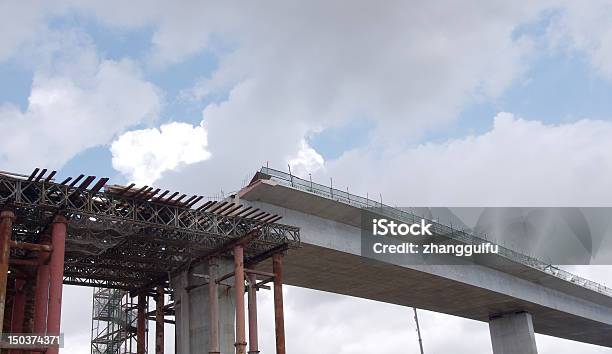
[[255, 243, 612, 347]]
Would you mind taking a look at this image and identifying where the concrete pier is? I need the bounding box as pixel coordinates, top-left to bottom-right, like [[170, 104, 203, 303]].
[[173, 259, 236, 354], [489, 312, 538, 354]]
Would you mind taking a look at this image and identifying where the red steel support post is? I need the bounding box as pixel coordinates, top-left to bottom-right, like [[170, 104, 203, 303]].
[[33, 251, 50, 335], [273, 253, 286, 354], [156, 286, 165, 354], [137, 294, 146, 354], [234, 245, 246, 354], [10, 279, 26, 332], [247, 273, 259, 354], [46, 215, 67, 354], [9, 279, 26, 354], [208, 259, 220, 354], [0, 209, 15, 336]]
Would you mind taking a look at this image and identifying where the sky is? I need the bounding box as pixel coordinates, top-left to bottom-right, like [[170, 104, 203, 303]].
[[2, 0, 612, 353]]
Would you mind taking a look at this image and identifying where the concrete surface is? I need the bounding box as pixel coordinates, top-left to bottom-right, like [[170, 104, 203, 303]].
[[489, 312, 538, 354], [172, 259, 236, 354], [238, 179, 612, 348]]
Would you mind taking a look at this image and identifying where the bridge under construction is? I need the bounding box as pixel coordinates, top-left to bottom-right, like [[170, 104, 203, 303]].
[[1, 167, 612, 354]]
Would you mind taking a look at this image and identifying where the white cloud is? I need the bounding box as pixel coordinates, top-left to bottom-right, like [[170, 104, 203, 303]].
[[324, 113, 612, 206], [185, 1, 545, 143], [1, 1, 550, 146], [0, 0, 52, 62], [111, 122, 211, 185], [548, 1, 612, 79], [288, 140, 325, 177], [123, 1, 555, 198], [0, 30, 161, 172]]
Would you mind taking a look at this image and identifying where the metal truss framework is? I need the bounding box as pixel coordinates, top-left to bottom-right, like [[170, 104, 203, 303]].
[[0, 169, 300, 292]]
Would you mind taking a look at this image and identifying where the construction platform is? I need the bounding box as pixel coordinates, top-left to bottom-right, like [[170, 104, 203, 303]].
[[0, 168, 300, 354]]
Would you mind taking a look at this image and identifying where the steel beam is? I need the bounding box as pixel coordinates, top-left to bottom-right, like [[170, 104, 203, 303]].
[[10, 241, 52, 253]]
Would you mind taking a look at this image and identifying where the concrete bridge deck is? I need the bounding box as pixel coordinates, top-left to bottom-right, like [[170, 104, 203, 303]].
[[238, 174, 612, 349]]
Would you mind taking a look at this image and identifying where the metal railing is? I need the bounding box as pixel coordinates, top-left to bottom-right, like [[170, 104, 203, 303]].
[[259, 167, 612, 297]]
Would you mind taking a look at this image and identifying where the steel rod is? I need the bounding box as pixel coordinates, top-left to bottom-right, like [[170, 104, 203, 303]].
[[244, 269, 276, 278], [414, 307, 425, 354]]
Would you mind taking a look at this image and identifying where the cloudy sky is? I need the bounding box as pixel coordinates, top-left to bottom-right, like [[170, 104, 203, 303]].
[[3, 0, 612, 353]]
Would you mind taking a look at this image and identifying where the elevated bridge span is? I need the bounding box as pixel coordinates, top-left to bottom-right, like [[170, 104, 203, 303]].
[[238, 168, 612, 352]]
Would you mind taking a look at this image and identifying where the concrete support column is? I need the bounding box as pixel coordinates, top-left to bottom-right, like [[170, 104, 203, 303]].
[[247, 273, 259, 354], [172, 260, 235, 354], [156, 286, 165, 354], [273, 253, 286, 354], [137, 294, 146, 354], [234, 245, 246, 354], [208, 259, 220, 354], [0, 209, 15, 336], [489, 312, 538, 354]]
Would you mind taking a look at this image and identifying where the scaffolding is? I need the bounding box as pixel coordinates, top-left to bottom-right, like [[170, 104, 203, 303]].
[[0, 167, 298, 354], [91, 287, 143, 354]]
